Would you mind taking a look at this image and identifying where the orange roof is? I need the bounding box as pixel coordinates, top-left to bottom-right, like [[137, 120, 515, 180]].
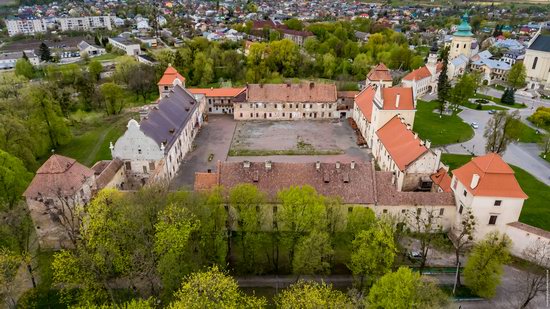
[[188, 87, 246, 97], [431, 168, 452, 192], [376, 116, 428, 171], [452, 153, 528, 199], [402, 62, 443, 81], [381, 87, 414, 110], [158, 65, 186, 85], [194, 172, 219, 191], [354, 86, 376, 122], [367, 63, 392, 81]]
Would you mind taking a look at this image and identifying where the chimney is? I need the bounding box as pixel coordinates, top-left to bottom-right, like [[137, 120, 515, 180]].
[[243, 160, 250, 168], [414, 132, 418, 139], [395, 93, 400, 108], [351, 160, 356, 169], [265, 160, 272, 171], [425, 140, 431, 148], [315, 161, 321, 170], [406, 124, 412, 131], [470, 174, 480, 189], [336, 161, 341, 169]]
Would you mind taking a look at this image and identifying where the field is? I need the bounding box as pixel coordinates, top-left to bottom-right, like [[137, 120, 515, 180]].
[[413, 100, 474, 146], [440, 153, 550, 231]]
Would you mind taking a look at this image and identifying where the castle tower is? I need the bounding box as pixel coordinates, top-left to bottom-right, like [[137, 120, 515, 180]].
[[157, 64, 186, 98], [426, 43, 438, 75], [449, 13, 475, 60]]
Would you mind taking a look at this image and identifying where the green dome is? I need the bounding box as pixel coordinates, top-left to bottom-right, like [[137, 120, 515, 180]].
[[454, 12, 473, 37]]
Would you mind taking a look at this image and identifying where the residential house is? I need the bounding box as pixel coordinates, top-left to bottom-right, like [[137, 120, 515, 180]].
[[234, 83, 338, 120], [77, 40, 106, 57], [471, 57, 511, 85], [0, 50, 40, 70], [108, 37, 141, 56], [280, 29, 314, 46]]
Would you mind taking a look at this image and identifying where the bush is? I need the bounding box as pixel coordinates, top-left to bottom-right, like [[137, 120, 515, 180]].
[[475, 99, 489, 104], [501, 88, 516, 105], [528, 107, 550, 128], [476, 103, 482, 110]]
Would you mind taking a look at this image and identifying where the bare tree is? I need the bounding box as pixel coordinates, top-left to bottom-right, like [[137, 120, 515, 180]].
[[510, 240, 550, 309], [407, 207, 443, 274], [449, 207, 476, 287], [484, 110, 522, 154]]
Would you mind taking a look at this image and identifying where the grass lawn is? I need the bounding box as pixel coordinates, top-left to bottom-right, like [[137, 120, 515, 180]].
[[473, 93, 527, 109], [56, 111, 135, 167], [92, 53, 121, 62], [414, 100, 474, 146], [461, 100, 507, 111], [517, 121, 542, 143], [440, 153, 473, 171]]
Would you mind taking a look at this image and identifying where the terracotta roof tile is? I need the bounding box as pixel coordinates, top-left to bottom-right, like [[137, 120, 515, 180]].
[[376, 116, 428, 171], [431, 168, 452, 192], [188, 87, 246, 97], [367, 63, 392, 81], [247, 83, 337, 103], [23, 155, 94, 198], [381, 87, 415, 110], [376, 172, 455, 206], [158, 65, 186, 85], [402, 66, 432, 81], [92, 159, 123, 190], [194, 172, 219, 191], [452, 153, 528, 199], [337, 91, 360, 98], [354, 86, 376, 122]]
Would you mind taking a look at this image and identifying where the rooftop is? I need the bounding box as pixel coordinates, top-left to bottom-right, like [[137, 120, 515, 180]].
[[188, 87, 246, 97], [528, 34, 550, 53], [367, 63, 392, 82], [158, 65, 186, 85], [246, 83, 337, 103]]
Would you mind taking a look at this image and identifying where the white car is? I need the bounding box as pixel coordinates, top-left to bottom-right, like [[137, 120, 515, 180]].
[[471, 122, 479, 129]]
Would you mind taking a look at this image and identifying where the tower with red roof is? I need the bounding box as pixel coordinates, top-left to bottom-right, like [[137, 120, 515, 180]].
[[158, 64, 186, 98]]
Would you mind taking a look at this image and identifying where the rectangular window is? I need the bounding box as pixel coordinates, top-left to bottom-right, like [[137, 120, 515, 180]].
[[463, 189, 467, 197], [459, 205, 463, 214], [416, 208, 421, 215], [401, 209, 406, 213], [125, 161, 131, 171], [142, 166, 147, 173], [488, 215, 498, 225], [149, 162, 155, 170], [494, 200, 502, 206], [439, 208, 444, 216], [383, 209, 388, 214]]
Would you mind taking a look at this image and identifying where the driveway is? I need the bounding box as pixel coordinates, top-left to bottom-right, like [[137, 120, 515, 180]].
[[170, 115, 237, 190], [441, 108, 550, 186]]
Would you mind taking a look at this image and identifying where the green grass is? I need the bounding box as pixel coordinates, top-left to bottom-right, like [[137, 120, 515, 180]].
[[473, 93, 527, 109], [413, 100, 474, 146], [517, 122, 542, 143], [514, 166, 550, 231], [441, 154, 472, 171], [461, 100, 508, 111], [92, 53, 121, 62]]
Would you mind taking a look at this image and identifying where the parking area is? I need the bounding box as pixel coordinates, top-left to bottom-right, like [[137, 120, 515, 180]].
[[170, 117, 372, 189]]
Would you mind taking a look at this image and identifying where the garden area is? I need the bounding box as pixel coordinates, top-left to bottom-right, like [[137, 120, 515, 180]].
[[473, 93, 527, 109], [441, 154, 550, 231], [413, 100, 474, 146]]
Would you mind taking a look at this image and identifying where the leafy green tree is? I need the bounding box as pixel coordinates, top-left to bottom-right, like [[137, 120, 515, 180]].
[[15, 58, 34, 79], [246, 42, 270, 82], [88, 60, 103, 81], [322, 53, 337, 79], [352, 54, 371, 78], [349, 221, 396, 290], [367, 267, 449, 309], [169, 266, 266, 309], [278, 186, 326, 266], [346, 207, 376, 237], [0, 248, 21, 308], [284, 18, 304, 31], [266, 39, 301, 77], [127, 63, 156, 101], [501, 88, 516, 105], [507, 62, 526, 89], [452, 207, 476, 287], [450, 73, 478, 105], [0, 150, 32, 207], [464, 232, 511, 298], [191, 52, 214, 86], [38, 42, 52, 62], [99, 82, 125, 115], [275, 280, 353, 309], [292, 231, 333, 275]]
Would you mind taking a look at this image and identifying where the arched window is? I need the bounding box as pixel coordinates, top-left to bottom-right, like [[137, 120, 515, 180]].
[[532, 57, 538, 70]]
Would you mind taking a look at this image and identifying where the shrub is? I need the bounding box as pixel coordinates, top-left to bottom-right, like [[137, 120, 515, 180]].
[[476, 103, 482, 110]]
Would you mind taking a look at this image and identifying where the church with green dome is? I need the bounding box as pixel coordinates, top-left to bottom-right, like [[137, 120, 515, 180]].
[[449, 12, 479, 60]]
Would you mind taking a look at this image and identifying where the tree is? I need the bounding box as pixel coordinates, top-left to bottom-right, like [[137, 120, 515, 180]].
[[501, 88, 516, 105], [274, 280, 353, 309], [169, 266, 266, 309], [0, 150, 32, 207], [99, 82, 125, 115], [88, 60, 103, 81], [437, 45, 451, 112], [292, 231, 333, 275], [450, 73, 478, 106], [127, 63, 156, 101], [352, 54, 371, 78], [346, 207, 376, 237], [484, 110, 522, 154], [510, 240, 550, 309], [322, 53, 337, 79], [0, 248, 21, 308], [464, 231, 511, 298], [407, 207, 443, 275], [284, 18, 304, 31], [15, 58, 34, 79], [451, 207, 476, 287], [349, 221, 396, 290], [367, 267, 449, 309], [507, 62, 526, 89], [38, 42, 51, 62], [192, 52, 214, 86], [538, 133, 550, 159]]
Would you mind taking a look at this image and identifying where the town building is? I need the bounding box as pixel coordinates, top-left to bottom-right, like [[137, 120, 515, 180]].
[[502, 49, 525, 66], [401, 46, 442, 98], [448, 13, 479, 60], [6, 17, 47, 37], [77, 41, 106, 57], [336, 91, 359, 118], [450, 153, 528, 240], [108, 37, 141, 56], [352, 85, 416, 147], [366, 63, 393, 88], [471, 57, 511, 85], [280, 29, 314, 46], [0, 50, 40, 70], [111, 82, 206, 183], [524, 30, 550, 90], [188, 88, 246, 114], [58, 16, 113, 32], [234, 83, 339, 120]]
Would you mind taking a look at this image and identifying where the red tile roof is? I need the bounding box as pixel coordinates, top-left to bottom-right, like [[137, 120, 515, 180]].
[[402, 66, 432, 81], [188, 87, 246, 97], [431, 168, 452, 192], [367, 63, 392, 81], [376, 172, 455, 206], [354, 86, 376, 122], [247, 83, 337, 103], [452, 153, 528, 199], [381, 87, 415, 110], [376, 116, 428, 171], [23, 155, 94, 198], [158, 65, 185, 85], [194, 172, 219, 192]]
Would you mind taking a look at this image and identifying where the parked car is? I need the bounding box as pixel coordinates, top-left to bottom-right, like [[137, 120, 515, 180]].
[[408, 251, 423, 259], [488, 110, 496, 114], [471, 122, 479, 129]]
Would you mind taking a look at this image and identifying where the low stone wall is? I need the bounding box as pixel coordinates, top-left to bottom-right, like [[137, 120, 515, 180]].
[[506, 221, 550, 265]]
